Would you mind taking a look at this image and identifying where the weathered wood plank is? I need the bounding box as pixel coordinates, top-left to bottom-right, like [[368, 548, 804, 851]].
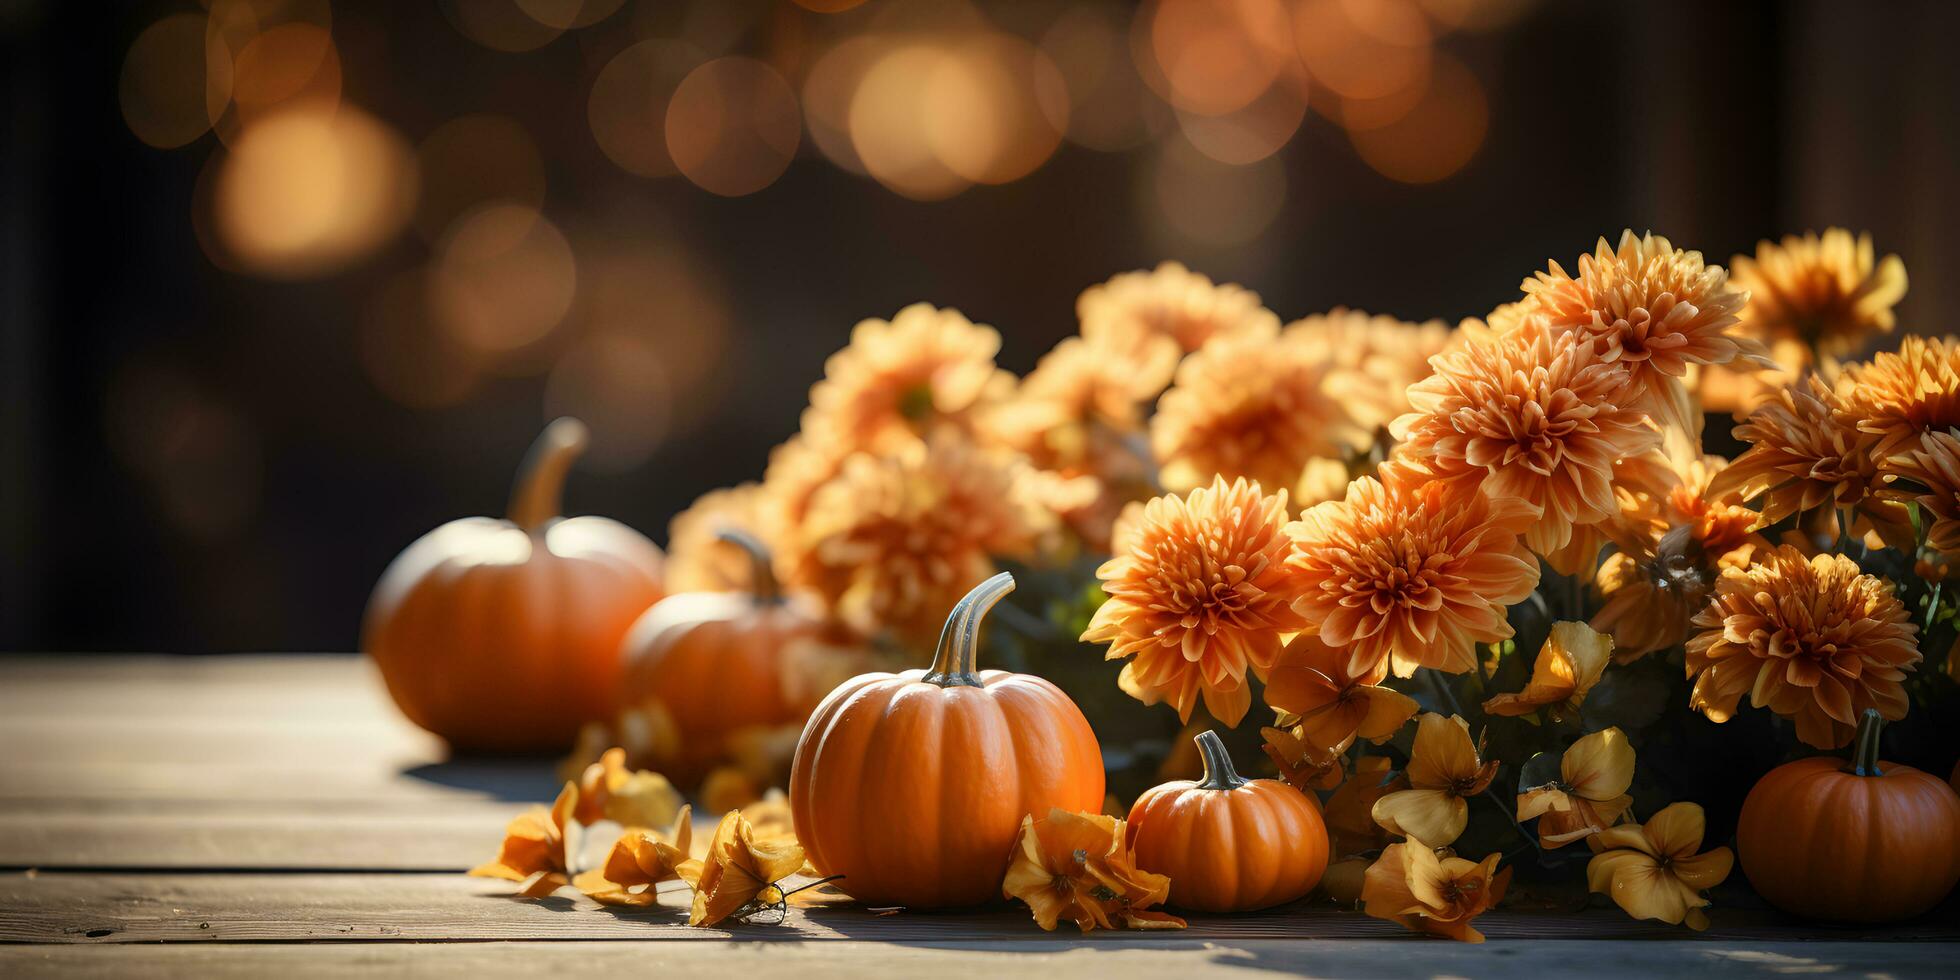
[[2, 871, 1954, 945], [6, 940, 1958, 980], [0, 810, 516, 871]]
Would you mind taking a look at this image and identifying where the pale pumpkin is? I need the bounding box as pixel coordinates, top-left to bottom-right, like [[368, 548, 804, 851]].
[[788, 572, 1105, 908], [1128, 730, 1328, 912], [1738, 709, 1960, 923], [363, 418, 664, 751], [620, 528, 863, 784]]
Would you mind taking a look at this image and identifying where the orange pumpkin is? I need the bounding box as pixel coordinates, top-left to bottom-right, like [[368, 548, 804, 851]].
[[1738, 709, 1960, 923], [363, 418, 664, 751], [1127, 729, 1328, 912], [621, 528, 862, 784], [789, 572, 1105, 908]]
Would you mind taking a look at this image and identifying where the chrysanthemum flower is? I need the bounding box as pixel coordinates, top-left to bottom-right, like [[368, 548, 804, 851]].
[[802, 303, 1016, 454], [1732, 228, 1908, 359], [1392, 319, 1665, 560], [1837, 335, 1960, 459], [1081, 476, 1308, 727], [1593, 454, 1765, 659], [1879, 428, 1960, 559], [1370, 713, 1499, 847], [1686, 545, 1920, 749], [1516, 727, 1634, 848], [1705, 375, 1906, 545], [1286, 465, 1540, 680], [1362, 842, 1511, 943], [1519, 229, 1767, 435], [1150, 330, 1368, 495], [1585, 802, 1733, 931], [787, 437, 1051, 646], [1284, 308, 1453, 434], [761, 428, 851, 532], [665, 483, 777, 594], [1077, 261, 1279, 353]]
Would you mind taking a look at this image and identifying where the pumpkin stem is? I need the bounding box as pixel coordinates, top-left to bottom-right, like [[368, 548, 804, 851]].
[[716, 528, 781, 604], [1845, 708, 1886, 777], [508, 418, 588, 532], [1194, 730, 1249, 791], [923, 572, 1015, 688]]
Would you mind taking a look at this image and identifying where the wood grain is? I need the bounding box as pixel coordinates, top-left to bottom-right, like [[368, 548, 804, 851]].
[[4, 871, 1954, 945], [8, 940, 1957, 980]]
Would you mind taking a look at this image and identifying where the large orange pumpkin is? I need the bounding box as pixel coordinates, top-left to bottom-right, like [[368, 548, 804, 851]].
[[1738, 709, 1960, 923], [363, 418, 664, 751], [789, 572, 1105, 908], [621, 528, 863, 784], [1128, 730, 1328, 911]]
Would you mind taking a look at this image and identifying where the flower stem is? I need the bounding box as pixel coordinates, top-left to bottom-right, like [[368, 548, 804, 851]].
[[1482, 787, 1545, 861], [1425, 668, 1467, 719]]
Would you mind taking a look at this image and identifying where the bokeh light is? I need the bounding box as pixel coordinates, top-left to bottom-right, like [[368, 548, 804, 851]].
[[922, 34, 1068, 184], [1294, 0, 1432, 102], [225, 22, 341, 134], [1140, 0, 1295, 116], [849, 43, 975, 200], [214, 105, 418, 279], [439, 0, 565, 52], [1039, 2, 1167, 152], [665, 57, 802, 197], [1347, 52, 1487, 183], [542, 332, 673, 471], [120, 14, 217, 149], [1148, 136, 1286, 247], [1176, 69, 1307, 165], [413, 114, 546, 243], [802, 35, 882, 174], [429, 204, 578, 356], [359, 269, 485, 409], [587, 38, 704, 178], [793, 0, 870, 12], [513, 0, 627, 30]]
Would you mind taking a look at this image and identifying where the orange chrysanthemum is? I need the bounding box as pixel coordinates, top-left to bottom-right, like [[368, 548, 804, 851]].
[[1001, 808, 1186, 933], [787, 437, 1051, 646], [1705, 375, 1906, 546], [761, 428, 850, 532], [1078, 260, 1279, 353], [1593, 454, 1765, 659], [1285, 308, 1453, 435], [1263, 631, 1419, 751], [1285, 465, 1540, 681], [1519, 229, 1766, 435], [666, 483, 778, 594], [1686, 546, 1921, 749], [1393, 320, 1664, 561], [1082, 476, 1308, 726], [1733, 228, 1909, 359], [1151, 330, 1368, 495], [1880, 428, 1960, 559], [801, 303, 1016, 455], [1837, 335, 1960, 459]]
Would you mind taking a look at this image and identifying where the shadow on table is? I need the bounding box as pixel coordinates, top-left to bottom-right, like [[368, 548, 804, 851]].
[[400, 756, 563, 802]]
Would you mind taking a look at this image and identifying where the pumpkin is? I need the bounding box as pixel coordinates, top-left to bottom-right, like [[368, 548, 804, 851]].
[[789, 572, 1105, 908], [620, 528, 862, 784], [1737, 709, 1960, 923], [363, 418, 664, 751], [1127, 729, 1328, 912]]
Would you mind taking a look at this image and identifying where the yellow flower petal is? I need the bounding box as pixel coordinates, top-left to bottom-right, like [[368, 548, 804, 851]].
[[1562, 727, 1635, 801], [1372, 788, 1469, 847]]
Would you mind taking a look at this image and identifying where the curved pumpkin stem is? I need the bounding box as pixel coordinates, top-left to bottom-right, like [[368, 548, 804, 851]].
[[716, 528, 781, 604], [1194, 730, 1249, 791], [1845, 708, 1886, 777], [508, 418, 589, 532], [923, 572, 1015, 689]]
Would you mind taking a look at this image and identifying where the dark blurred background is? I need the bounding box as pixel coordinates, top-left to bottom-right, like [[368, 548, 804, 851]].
[[2, 0, 1955, 654]]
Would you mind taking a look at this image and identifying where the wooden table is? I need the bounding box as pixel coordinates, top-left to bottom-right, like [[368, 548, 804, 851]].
[[1, 656, 1954, 978]]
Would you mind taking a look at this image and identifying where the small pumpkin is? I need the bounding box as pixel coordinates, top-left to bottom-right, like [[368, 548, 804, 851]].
[[789, 572, 1105, 908], [1128, 730, 1329, 912], [620, 528, 863, 784], [1738, 709, 1960, 923], [363, 418, 664, 751]]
